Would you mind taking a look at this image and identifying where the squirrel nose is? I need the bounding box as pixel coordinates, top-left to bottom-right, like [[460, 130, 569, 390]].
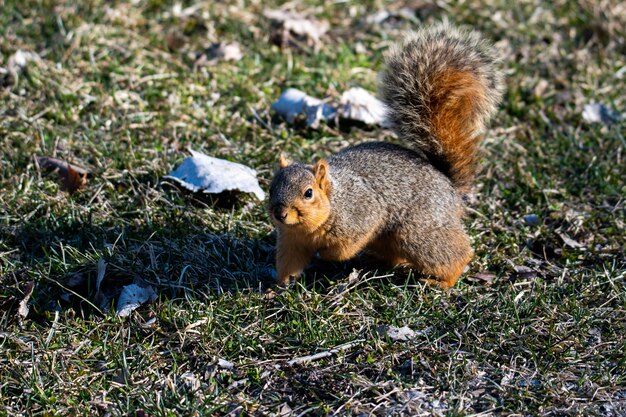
[[273, 207, 287, 221]]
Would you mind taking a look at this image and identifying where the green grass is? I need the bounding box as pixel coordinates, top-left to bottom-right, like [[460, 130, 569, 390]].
[[1, 0, 625, 416]]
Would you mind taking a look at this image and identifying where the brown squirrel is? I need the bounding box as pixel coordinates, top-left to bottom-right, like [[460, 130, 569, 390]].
[[269, 23, 504, 288]]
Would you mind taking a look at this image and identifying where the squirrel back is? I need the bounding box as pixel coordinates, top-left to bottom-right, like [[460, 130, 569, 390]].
[[379, 23, 503, 192]]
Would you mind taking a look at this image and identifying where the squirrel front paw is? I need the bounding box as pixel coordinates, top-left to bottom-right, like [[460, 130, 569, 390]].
[[276, 273, 299, 287]]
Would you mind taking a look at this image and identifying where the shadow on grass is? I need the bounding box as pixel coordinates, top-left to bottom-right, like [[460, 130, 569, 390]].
[[2, 195, 410, 321]]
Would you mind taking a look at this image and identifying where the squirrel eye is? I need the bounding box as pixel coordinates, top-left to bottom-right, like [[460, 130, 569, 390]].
[[303, 188, 313, 199]]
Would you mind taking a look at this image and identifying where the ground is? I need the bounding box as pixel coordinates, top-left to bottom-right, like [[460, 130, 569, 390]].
[[0, 1, 625, 416]]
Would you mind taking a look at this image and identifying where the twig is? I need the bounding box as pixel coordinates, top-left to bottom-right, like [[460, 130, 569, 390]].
[[286, 339, 366, 366]]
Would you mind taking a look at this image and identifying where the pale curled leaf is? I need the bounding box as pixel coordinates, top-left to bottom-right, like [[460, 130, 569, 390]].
[[164, 149, 265, 200], [338, 87, 388, 126], [558, 233, 584, 249], [377, 325, 417, 342], [271, 88, 307, 123], [180, 372, 201, 391], [582, 103, 619, 125], [271, 88, 336, 127], [217, 358, 234, 369], [17, 282, 35, 322], [365, 8, 417, 25], [5, 50, 41, 84], [264, 9, 329, 45], [272, 87, 388, 128], [514, 266, 537, 280], [116, 284, 157, 317]]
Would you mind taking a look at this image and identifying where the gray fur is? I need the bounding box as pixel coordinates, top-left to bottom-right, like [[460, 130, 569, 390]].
[[326, 143, 467, 268]]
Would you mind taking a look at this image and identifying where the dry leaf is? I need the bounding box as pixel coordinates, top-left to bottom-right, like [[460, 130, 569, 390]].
[[514, 266, 538, 280], [217, 358, 234, 369], [468, 272, 496, 284], [271, 88, 336, 127], [582, 103, 619, 124], [193, 42, 243, 67], [165, 32, 187, 51], [272, 87, 388, 128], [264, 9, 329, 49], [116, 283, 157, 317], [533, 79, 549, 98], [206, 42, 243, 62], [36, 156, 89, 194], [180, 372, 201, 391], [558, 233, 584, 249], [17, 281, 35, 324], [377, 325, 417, 342], [338, 87, 388, 126], [164, 149, 265, 201], [2, 50, 41, 86]]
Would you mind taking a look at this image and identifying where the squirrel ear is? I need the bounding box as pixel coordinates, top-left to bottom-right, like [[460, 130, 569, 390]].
[[278, 153, 291, 169], [313, 159, 330, 190]]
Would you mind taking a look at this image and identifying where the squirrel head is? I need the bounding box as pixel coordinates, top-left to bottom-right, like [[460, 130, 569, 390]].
[[269, 156, 332, 232]]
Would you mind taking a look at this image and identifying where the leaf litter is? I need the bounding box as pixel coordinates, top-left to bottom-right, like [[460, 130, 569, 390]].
[[582, 103, 620, 124], [272, 87, 388, 128], [116, 284, 158, 317], [1, 50, 41, 86], [193, 42, 243, 67], [17, 281, 35, 326], [377, 325, 422, 342], [71, 259, 158, 316], [164, 149, 265, 201], [264, 9, 329, 50]]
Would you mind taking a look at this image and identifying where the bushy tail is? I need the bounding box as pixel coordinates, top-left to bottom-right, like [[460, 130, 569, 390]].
[[379, 23, 503, 192]]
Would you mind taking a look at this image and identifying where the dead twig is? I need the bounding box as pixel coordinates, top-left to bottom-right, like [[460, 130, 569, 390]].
[[286, 339, 366, 366]]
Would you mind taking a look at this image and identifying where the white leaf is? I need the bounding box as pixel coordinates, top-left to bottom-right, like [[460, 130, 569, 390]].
[[582, 103, 619, 124], [271, 88, 306, 123], [164, 149, 265, 200], [217, 358, 234, 369], [338, 87, 388, 126], [116, 284, 157, 317], [366, 10, 392, 25], [272, 88, 336, 128], [377, 325, 417, 342], [8, 50, 40, 75]]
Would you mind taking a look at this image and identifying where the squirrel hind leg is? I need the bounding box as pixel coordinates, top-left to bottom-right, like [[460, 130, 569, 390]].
[[366, 235, 411, 266], [399, 227, 474, 289], [421, 256, 472, 289]]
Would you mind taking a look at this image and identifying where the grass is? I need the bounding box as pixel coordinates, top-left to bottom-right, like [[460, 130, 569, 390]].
[[1, 0, 625, 415]]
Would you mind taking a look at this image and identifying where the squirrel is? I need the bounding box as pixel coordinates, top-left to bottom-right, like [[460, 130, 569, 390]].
[[268, 23, 504, 288]]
